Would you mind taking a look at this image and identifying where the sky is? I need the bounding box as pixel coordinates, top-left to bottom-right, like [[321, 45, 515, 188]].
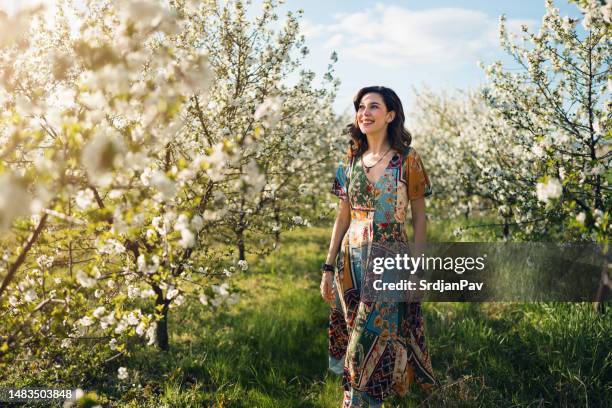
[[0, 0, 584, 115], [274, 0, 584, 114]]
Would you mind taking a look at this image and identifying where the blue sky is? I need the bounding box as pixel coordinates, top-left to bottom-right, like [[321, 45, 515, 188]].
[[271, 0, 584, 114]]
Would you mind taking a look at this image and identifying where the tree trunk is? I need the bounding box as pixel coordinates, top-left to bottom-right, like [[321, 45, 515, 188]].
[[154, 288, 170, 351], [503, 219, 510, 241], [237, 228, 246, 261], [237, 198, 246, 261], [594, 254, 610, 315], [274, 204, 281, 248]]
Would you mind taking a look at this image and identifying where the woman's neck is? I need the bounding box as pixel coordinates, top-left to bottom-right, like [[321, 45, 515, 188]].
[[365, 132, 391, 155]]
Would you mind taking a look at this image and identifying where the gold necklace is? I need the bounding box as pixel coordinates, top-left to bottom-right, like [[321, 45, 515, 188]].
[[362, 147, 392, 173]]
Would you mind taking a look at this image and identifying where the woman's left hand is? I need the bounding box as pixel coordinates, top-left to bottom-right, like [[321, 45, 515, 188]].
[[320, 271, 336, 305]]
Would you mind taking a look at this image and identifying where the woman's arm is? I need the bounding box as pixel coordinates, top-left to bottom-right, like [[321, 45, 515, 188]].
[[321, 199, 350, 304], [325, 199, 351, 264]]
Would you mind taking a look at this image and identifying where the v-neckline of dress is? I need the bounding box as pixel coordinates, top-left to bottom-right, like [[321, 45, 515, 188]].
[[360, 152, 398, 187]]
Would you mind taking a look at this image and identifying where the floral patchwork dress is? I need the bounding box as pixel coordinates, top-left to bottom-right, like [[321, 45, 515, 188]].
[[329, 147, 437, 407]]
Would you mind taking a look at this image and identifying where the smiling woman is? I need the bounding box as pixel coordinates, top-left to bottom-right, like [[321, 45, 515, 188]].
[[320, 86, 436, 407]]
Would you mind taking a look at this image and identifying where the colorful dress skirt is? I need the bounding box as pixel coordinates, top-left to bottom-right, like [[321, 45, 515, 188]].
[[328, 147, 437, 407]]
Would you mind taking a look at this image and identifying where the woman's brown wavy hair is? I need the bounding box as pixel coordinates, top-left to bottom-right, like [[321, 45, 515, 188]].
[[345, 86, 412, 158]]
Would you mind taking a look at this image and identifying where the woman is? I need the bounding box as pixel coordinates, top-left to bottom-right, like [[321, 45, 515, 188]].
[[320, 86, 437, 407]]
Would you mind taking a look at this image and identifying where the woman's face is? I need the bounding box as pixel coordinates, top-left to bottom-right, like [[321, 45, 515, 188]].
[[356, 92, 395, 136]]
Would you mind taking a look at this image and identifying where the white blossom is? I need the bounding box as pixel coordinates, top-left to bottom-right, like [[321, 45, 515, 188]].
[[36, 255, 54, 269], [212, 282, 229, 297], [78, 316, 94, 327], [191, 215, 204, 231], [146, 229, 157, 240], [531, 144, 545, 158], [101, 312, 116, 330], [24, 289, 38, 303], [166, 286, 179, 300], [127, 286, 141, 299], [140, 167, 154, 186], [145, 322, 157, 346], [536, 178, 562, 203], [93, 306, 106, 318], [152, 216, 170, 236], [126, 311, 140, 326], [204, 143, 228, 182], [173, 294, 185, 306], [76, 270, 97, 288], [140, 288, 156, 298], [593, 209, 604, 227], [254, 96, 284, 128], [117, 367, 129, 380], [79, 90, 106, 110], [115, 320, 128, 334], [75, 189, 95, 210], [98, 239, 126, 255], [590, 165, 604, 176], [151, 171, 177, 200], [179, 228, 196, 248], [135, 322, 146, 336], [8, 296, 20, 307], [132, 213, 145, 227], [137, 255, 147, 273]]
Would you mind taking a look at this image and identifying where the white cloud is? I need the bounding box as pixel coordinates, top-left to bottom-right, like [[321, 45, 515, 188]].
[[302, 3, 536, 68], [324, 33, 344, 49]]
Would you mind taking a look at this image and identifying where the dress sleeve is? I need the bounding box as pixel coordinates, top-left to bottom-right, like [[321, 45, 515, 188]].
[[406, 148, 432, 201], [330, 158, 350, 201]]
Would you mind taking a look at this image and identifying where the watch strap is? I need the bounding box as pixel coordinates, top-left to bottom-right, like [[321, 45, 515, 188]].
[[321, 263, 335, 273]]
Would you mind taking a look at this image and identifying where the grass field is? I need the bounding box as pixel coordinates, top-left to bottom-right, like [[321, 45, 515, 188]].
[[5, 224, 612, 407]]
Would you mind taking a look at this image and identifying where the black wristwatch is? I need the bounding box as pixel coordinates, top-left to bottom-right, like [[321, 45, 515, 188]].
[[321, 263, 335, 273]]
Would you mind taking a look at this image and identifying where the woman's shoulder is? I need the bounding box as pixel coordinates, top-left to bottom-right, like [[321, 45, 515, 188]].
[[403, 146, 430, 165], [404, 145, 419, 159]]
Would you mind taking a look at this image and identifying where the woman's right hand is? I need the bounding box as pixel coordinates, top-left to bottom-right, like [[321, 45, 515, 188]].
[[320, 271, 336, 305]]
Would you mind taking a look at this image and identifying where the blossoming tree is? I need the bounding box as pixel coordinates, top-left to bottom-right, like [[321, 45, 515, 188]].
[[413, 0, 610, 245], [0, 0, 342, 376]]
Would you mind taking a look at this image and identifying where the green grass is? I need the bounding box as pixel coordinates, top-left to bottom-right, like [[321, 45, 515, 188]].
[[418, 302, 611, 407], [5, 223, 612, 407]]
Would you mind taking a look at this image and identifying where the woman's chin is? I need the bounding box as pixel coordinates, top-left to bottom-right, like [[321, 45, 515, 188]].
[[359, 125, 374, 134]]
